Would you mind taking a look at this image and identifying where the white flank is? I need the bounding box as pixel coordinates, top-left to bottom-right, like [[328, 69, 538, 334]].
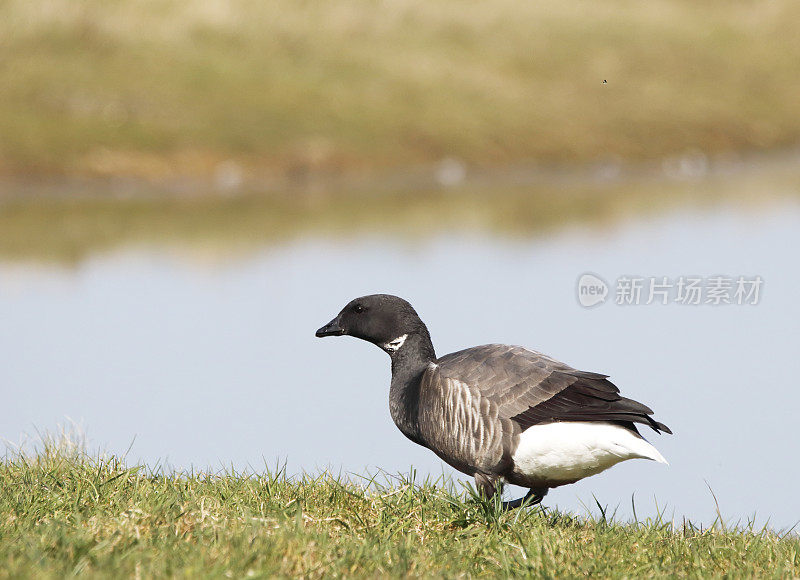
[[512, 421, 668, 484]]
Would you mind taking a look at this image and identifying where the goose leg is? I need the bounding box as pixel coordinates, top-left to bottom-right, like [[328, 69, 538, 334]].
[[474, 472, 500, 500], [502, 487, 548, 510]]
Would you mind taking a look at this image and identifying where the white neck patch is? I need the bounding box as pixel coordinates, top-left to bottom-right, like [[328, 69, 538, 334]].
[[383, 334, 408, 353]]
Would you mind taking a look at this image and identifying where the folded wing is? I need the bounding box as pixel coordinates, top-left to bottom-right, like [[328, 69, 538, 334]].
[[436, 344, 671, 434]]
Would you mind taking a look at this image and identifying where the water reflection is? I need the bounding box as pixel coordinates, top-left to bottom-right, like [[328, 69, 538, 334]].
[[2, 204, 799, 530]]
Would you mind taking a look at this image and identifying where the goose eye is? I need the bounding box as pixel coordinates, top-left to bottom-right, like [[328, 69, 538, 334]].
[[354, 304, 365, 313]]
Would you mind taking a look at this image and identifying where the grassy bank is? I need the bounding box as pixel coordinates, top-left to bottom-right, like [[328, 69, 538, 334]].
[[2, 0, 800, 180], [1, 446, 797, 578]]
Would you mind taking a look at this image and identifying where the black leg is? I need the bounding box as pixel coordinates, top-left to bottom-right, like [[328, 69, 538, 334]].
[[474, 473, 500, 500], [502, 487, 548, 510]]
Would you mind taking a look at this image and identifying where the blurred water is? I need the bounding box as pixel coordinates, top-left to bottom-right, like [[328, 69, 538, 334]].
[[2, 203, 799, 530]]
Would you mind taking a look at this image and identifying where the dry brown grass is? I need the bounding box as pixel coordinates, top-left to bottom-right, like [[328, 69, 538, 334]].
[[1, 0, 800, 179]]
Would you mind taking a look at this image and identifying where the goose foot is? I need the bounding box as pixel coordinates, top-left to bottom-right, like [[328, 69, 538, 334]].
[[502, 487, 548, 510]]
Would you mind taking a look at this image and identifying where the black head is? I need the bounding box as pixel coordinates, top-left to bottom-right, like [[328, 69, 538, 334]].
[[315, 294, 429, 351]]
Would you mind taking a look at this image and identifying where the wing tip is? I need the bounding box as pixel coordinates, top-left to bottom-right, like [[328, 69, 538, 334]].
[[654, 420, 672, 435]]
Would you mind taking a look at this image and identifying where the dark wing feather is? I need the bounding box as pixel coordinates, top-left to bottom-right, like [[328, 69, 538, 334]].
[[436, 344, 671, 434]]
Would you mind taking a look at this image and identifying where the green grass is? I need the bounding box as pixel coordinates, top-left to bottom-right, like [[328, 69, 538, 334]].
[[2, 0, 800, 178], [1, 443, 798, 578]]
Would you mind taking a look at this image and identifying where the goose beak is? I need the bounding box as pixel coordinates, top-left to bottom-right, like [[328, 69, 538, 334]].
[[316, 316, 345, 337]]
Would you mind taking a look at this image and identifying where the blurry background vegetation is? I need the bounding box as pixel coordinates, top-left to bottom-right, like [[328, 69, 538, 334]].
[[1, 0, 800, 260]]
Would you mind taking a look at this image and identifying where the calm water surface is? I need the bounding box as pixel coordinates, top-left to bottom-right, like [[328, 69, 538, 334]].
[[2, 203, 799, 530]]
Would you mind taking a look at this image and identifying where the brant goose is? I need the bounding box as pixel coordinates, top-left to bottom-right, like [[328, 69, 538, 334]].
[[316, 294, 671, 508]]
